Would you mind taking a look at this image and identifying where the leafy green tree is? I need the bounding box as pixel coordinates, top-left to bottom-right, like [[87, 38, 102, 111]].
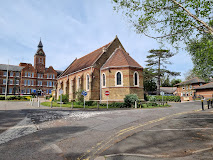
[[113, 0, 213, 45], [171, 79, 182, 86], [146, 49, 180, 94], [187, 23, 213, 81], [143, 68, 157, 92], [161, 75, 171, 87]]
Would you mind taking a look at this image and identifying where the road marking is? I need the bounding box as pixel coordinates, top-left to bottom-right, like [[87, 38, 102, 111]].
[[144, 128, 213, 131], [78, 109, 202, 160], [50, 144, 63, 154]]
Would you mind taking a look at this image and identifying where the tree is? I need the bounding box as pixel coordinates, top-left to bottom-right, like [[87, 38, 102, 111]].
[[113, 0, 213, 45], [161, 75, 171, 87], [171, 79, 182, 86], [187, 22, 213, 81], [184, 69, 197, 80], [143, 68, 157, 92], [146, 49, 180, 94]]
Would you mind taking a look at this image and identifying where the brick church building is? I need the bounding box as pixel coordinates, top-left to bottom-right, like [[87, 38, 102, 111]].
[[0, 40, 61, 96], [56, 36, 144, 102]]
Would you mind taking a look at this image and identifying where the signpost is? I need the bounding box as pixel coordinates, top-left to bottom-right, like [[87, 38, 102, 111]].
[[81, 91, 87, 109], [59, 89, 63, 109], [105, 91, 110, 110], [160, 91, 164, 102]]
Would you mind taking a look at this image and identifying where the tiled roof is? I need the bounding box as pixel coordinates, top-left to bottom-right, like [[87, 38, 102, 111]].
[[59, 42, 111, 77], [160, 87, 177, 94], [0, 64, 23, 72], [194, 82, 213, 90], [175, 77, 206, 86], [101, 47, 142, 69]]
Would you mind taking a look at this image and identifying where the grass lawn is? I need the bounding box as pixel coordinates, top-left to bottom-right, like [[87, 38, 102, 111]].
[[41, 102, 171, 109]]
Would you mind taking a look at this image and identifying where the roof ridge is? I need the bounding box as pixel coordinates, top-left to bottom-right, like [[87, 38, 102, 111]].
[[196, 81, 213, 88]]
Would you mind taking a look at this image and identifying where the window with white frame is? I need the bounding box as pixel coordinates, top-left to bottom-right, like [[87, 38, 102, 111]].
[[40, 74, 43, 78], [86, 74, 90, 91], [32, 72, 34, 77], [47, 73, 49, 79], [49, 81, 52, 87], [3, 79, 6, 85], [52, 81, 55, 87], [10, 79, 13, 85], [186, 85, 188, 90], [10, 72, 13, 77], [31, 80, 34, 86], [9, 88, 13, 94], [186, 92, 189, 96], [28, 80, 31, 86], [102, 73, 106, 87], [38, 73, 40, 78], [49, 89, 52, 94], [53, 74, 55, 79], [25, 72, 27, 77], [182, 86, 185, 90], [190, 91, 193, 96], [190, 85, 192, 89], [16, 72, 20, 77], [16, 80, 19, 85], [24, 80, 27, 86], [183, 92, 186, 96], [134, 71, 139, 86], [28, 72, 31, 77], [2, 87, 5, 94], [49, 74, 52, 79], [115, 71, 122, 86], [46, 89, 49, 94], [27, 89, 30, 94], [3, 71, 7, 76]]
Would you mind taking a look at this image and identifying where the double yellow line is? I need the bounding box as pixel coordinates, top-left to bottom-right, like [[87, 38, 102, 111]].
[[79, 109, 202, 160]]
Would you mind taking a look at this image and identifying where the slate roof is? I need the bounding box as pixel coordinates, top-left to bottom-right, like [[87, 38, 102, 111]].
[[101, 47, 142, 69], [0, 64, 23, 72], [194, 82, 213, 90], [56, 70, 63, 77], [38, 40, 43, 48], [59, 42, 111, 78], [160, 87, 177, 94], [175, 77, 206, 86]]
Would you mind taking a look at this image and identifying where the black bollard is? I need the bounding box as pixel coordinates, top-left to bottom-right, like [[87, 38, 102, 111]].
[[201, 100, 204, 111], [207, 100, 210, 109]]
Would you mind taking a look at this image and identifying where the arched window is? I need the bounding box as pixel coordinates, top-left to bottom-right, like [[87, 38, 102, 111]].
[[77, 76, 80, 90], [102, 73, 106, 87], [134, 71, 139, 86], [116, 71, 122, 86], [86, 74, 90, 91]]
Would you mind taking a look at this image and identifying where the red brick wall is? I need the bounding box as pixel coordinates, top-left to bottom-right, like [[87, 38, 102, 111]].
[[196, 89, 213, 99]]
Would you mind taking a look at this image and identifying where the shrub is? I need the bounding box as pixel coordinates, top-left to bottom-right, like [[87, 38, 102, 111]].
[[0, 95, 5, 100], [75, 90, 84, 103], [85, 101, 94, 106], [147, 95, 180, 102], [61, 94, 69, 103], [124, 94, 139, 108], [144, 93, 148, 101], [109, 102, 125, 108]]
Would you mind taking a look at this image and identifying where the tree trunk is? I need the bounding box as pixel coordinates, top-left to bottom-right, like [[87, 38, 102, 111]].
[[157, 56, 161, 95]]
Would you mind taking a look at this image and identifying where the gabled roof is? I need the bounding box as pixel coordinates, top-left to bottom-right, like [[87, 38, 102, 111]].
[[0, 64, 23, 72], [59, 42, 111, 78], [101, 47, 142, 70], [194, 82, 213, 90], [175, 77, 206, 86], [160, 87, 177, 94]]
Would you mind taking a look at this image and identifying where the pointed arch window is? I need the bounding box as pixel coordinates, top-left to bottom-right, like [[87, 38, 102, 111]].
[[115, 71, 123, 86], [102, 73, 106, 87], [134, 71, 139, 86]]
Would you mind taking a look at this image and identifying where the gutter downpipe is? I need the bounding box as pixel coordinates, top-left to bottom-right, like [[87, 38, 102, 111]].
[[100, 68, 102, 104]]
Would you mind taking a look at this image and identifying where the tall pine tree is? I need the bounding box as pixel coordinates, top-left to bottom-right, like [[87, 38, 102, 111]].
[[146, 49, 180, 95]]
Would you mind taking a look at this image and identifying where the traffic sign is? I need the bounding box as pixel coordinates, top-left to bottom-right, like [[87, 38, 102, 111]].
[[81, 91, 87, 96], [59, 89, 63, 95], [105, 91, 110, 96], [160, 91, 164, 96]]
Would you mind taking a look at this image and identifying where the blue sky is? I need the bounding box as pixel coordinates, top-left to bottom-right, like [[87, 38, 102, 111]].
[[0, 0, 193, 80]]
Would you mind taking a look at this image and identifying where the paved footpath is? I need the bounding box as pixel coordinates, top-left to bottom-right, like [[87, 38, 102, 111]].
[[0, 100, 212, 160]]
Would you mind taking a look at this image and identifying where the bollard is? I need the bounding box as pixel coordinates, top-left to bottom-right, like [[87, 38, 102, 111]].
[[211, 99, 213, 108], [201, 100, 204, 111], [31, 99, 33, 106], [135, 101, 137, 108], [207, 100, 210, 109], [38, 100, 40, 107], [30, 98, 31, 105]]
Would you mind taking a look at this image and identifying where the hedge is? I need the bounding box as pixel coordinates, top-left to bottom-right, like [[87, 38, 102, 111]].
[[147, 95, 181, 102], [0, 95, 31, 101]]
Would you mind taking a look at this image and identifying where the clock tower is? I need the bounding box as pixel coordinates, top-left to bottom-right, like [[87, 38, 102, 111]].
[[34, 39, 46, 73]]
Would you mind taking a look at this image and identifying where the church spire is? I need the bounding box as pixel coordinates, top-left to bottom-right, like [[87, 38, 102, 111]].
[[38, 38, 43, 49]]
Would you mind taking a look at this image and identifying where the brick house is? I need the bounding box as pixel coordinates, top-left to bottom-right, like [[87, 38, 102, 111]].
[[175, 77, 206, 101], [0, 64, 22, 95], [56, 36, 144, 102], [0, 40, 59, 96], [194, 82, 213, 99]]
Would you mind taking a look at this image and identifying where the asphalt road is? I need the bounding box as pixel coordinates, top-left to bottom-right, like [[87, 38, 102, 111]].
[[0, 100, 212, 160]]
